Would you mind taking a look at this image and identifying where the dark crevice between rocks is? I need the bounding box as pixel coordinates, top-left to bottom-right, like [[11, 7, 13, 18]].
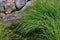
[[11, 0, 31, 13]]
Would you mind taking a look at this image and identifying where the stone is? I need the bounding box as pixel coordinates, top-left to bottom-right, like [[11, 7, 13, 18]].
[[0, 0, 6, 11], [4, 0, 16, 13], [0, 0, 29, 12], [15, 0, 28, 9], [0, 0, 35, 25]]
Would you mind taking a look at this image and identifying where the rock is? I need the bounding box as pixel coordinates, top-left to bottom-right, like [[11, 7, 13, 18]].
[[0, 6, 4, 11], [0, 13, 5, 19], [4, 15, 17, 21], [0, 0, 34, 25], [4, 0, 16, 12], [0, 0, 6, 3], [0, 0, 29, 12], [3, 15, 19, 25], [0, 0, 6, 11], [15, 0, 28, 9]]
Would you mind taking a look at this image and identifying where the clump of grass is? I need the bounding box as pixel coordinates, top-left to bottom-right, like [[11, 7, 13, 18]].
[[0, 20, 10, 40], [12, 0, 60, 40]]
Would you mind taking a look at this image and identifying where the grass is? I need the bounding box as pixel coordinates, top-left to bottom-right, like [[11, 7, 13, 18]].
[[0, 0, 60, 40], [0, 21, 9, 40]]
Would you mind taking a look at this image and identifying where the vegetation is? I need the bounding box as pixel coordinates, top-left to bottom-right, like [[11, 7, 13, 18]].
[[0, 0, 60, 40]]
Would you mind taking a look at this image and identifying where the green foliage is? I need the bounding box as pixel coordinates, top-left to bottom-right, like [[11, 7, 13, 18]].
[[0, 0, 60, 40], [0, 21, 10, 40], [9, 0, 60, 40]]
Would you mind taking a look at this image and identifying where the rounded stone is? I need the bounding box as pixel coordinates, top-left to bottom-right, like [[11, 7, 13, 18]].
[[15, 0, 28, 9]]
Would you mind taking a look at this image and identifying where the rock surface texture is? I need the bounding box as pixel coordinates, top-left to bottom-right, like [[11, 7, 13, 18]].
[[0, 0, 28, 20], [0, 0, 35, 24], [0, 0, 28, 12]]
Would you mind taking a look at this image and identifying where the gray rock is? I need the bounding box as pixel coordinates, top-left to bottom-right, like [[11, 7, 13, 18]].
[[0, 0, 30, 21], [0, 0, 6, 3], [4, 0, 16, 12], [0, 0, 6, 11], [0, 6, 4, 11], [15, 0, 28, 9], [0, 0, 28, 12], [5, 15, 17, 20]]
